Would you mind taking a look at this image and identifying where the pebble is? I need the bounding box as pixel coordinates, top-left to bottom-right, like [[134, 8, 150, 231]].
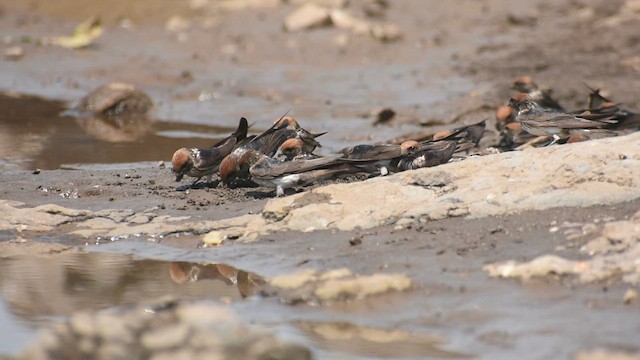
[[284, 3, 331, 32], [4, 46, 24, 61], [623, 289, 637, 304]]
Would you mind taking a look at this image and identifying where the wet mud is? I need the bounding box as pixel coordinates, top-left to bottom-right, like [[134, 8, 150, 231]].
[[2, 0, 640, 359]]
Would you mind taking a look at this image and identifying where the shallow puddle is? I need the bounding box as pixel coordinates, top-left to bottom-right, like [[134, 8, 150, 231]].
[[0, 92, 239, 170], [0, 251, 263, 354], [0, 245, 470, 359]]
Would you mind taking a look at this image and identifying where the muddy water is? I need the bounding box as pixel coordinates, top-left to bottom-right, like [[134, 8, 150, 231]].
[[0, 93, 242, 170], [0, 248, 467, 359], [0, 251, 263, 354], [0, 89, 444, 170]]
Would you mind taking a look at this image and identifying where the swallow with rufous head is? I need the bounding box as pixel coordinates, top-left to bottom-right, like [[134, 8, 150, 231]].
[[171, 117, 248, 186]]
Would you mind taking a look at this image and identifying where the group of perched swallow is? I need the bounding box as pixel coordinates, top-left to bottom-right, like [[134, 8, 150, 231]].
[[170, 75, 638, 197], [496, 75, 639, 150], [171, 114, 484, 196]]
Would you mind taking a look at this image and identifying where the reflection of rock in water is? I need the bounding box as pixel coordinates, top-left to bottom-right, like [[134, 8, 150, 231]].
[[74, 115, 154, 142], [0, 252, 248, 322], [66, 82, 154, 142], [20, 299, 311, 360], [294, 321, 468, 359], [169, 262, 266, 298]]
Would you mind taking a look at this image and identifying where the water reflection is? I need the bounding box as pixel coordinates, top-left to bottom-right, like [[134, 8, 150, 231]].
[[0, 92, 236, 170], [169, 262, 266, 298], [0, 252, 262, 323], [295, 321, 469, 359]]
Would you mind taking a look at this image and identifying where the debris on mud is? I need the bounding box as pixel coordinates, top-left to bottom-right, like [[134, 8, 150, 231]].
[[44, 17, 104, 49]]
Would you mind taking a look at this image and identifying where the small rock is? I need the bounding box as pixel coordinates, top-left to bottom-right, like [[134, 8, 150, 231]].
[[32, 169, 41, 175], [330, 9, 371, 34], [284, 4, 331, 32], [158, 161, 166, 169], [4, 46, 24, 61], [202, 231, 226, 246], [349, 235, 363, 246], [623, 289, 637, 304], [370, 23, 403, 42], [128, 214, 151, 224], [74, 82, 153, 117], [372, 108, 396, 126], [507, 11, 538, 26], [363, 0, 389, 18], [165, 16, 190, 33]]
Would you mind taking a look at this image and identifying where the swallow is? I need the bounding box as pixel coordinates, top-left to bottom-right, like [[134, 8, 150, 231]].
[[418, 119, 486, 156], [277, 138, 321, 161], [585, 84, 615, 110], [509, 93, 617, 144], [171, 117, 248, 185], [337, 121, 475, 176], [337, 143, 403, 176], [495, 105, 515, 132], [219, 113, 298, 184], [245, 149, 360, 196], [512, 75, 564, 111], [580, 84, 640, 130], [245, 118, 297, 157], [274, 116, 327, 154], [393, 140, 457, 171], [495, 105, 532, 149]]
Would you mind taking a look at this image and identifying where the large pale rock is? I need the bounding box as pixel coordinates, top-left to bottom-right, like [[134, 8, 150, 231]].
[[202, 133, 640, 246]]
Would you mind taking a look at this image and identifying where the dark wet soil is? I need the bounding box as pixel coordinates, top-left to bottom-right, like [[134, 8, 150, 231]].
[[1, 0, 640, 358]]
